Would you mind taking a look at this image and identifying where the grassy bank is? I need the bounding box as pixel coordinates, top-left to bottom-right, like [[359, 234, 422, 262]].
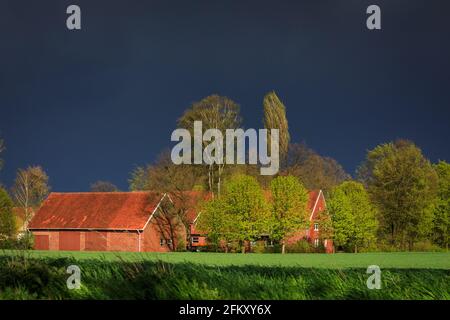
[[0, 252, 449, 299]]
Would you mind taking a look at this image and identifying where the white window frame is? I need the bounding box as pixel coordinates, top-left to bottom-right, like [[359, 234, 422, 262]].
[[314, 238, 320, 247], [314, 223, 319, 232]]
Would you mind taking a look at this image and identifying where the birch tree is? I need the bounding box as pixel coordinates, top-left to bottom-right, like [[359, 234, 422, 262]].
[[178, 95, 241, 197], [12, 166, 50, 225]]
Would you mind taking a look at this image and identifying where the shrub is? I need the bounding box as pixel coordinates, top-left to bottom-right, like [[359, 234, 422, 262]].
[[286, 239, 313, 253], [252, 241, 266, 253]]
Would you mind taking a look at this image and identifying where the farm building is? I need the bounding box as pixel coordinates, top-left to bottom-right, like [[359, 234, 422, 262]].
[[28, 192, 180, 252], [285, 189, 333, 253], [29, 190, 332, 253], [188, 189, 333, 253]]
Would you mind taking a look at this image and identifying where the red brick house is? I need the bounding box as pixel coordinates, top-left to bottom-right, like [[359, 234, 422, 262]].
[[28, 192, 177, 252], [189, 189, 333, 253], [285, 190, 333, 253]]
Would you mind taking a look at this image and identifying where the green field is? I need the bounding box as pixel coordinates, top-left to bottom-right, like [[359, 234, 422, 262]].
[[1, 250, 449, 269], [0, 251, 449, 300]]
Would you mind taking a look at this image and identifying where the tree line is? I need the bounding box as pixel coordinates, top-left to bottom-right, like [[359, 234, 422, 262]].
[[128, 93, 449, 252], [0, 92, 449, 252]]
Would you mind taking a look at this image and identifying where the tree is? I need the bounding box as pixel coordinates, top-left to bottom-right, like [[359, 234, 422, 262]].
[[128, 166, 150, 191], [177, 95, 242, 196], [197, 197, 230, 251], [198, 175, 270, 253], [315, 208, 334, 246], [11, 166, 50, 226], [432, 161, 450, 250], [129, 151, 206, 250], [328, 181, 378, 253], [90, 181, 119, 192], [152, 196, 185, 252], [284, 143, 350, 192], [0, 187, 16, 240], [358, 140, 438, 249], [263, 91, 290, 162], [223, 175, 270, 252], [270, 175, 309, 253]]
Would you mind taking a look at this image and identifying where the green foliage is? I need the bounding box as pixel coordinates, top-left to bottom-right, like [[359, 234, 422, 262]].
[[432, 161, 450, 249], [0, 188, 17, 240], [263, 91, 290, 161], [359, 140, 438, 248], [0, 232, 34, 250], [198, 175, 270, 251], [328, 181, 378, 253], [197, 197, 229, 251], [285, 239, 322, 253], [315, 208, 334, 242], [221, 175, 271, 244], [128, 166, 150, 191], [270, 176, 309, 252]]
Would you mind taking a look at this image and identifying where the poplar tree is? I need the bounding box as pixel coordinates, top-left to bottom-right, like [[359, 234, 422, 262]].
[[263, 91, 290, 163]]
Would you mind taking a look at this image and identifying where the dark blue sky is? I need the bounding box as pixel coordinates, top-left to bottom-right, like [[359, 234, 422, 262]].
[[1, 0, 449, 191]]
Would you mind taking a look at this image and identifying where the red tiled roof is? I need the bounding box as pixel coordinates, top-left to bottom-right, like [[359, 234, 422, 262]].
[[307, 190, 320, 211], [28, 192, 164, 231]]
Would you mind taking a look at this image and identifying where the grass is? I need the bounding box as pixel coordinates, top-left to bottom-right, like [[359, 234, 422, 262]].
[[0, 251, 449, 300], [1, 250, 449, 269]]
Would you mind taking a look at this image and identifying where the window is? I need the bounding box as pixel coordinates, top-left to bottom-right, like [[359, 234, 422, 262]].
[[160, 238, 165, 246], [167, 239, 173, 245], [192, 237, 199, 244], [314, 223, 319, 231], [314, 238, 320, 247]]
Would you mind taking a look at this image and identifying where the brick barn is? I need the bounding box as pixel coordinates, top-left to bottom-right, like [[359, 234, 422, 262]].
[[29, 190, 333, 253], [28, 192, 177, 252]]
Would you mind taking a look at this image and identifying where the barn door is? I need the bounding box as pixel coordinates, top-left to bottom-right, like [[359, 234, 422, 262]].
[[59, 231, 81, 251], [85, 232, 107, 251], [34, 235, 49, 250]]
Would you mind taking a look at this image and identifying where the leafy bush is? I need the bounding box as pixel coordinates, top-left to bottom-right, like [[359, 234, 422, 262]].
[[252, 241, 266, 253], [285, 239, 327, 253], [0, 232, 34, 250], [411, 241, 445, 252]]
